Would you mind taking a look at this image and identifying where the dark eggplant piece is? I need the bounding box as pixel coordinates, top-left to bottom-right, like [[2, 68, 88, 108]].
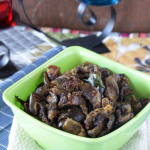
[[24, 103, 33, 115], [74, 66, 89, 79], [62, 118, 86, 137], [67, 92, 88, 115], [35, 84, 49, 96], [139, 98, 150, 108], [46, 92, 58, 109], [85, 108, 115, 138], [88, 123, 104, 138], [58, 92, 88, 115], [97, 115, 115, 137], [58, 92, 69, 107], [58, 106, 86, 123], [115, 102, 134, 127], [47, 109, 58, 122], [113, 73, 125, 83], [100, 68, 111, 78], [131, 95, 150, 115], [43, 72, 51, 87], [57, 119, 66, 129], [29, 93, 46, 115], [119, 77, 129, 88], [82, 61, 93, 68], [46, 92, 59, 122], [37, 102, 50, 125], [79, 83, 101, 109], [84, 107, 112, 131], [47, 65, 61, 81], [120, 87, 133, 100], [120, 103, 132, 115], [105, 76, 119, 102]]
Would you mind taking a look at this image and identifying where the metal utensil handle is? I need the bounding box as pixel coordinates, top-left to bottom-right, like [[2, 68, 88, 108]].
[[77, 3, 116, 47], [0, 42, 10, 70]]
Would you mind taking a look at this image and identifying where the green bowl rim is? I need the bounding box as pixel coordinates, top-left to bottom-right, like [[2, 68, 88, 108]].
[[3, 46, 150, 143]]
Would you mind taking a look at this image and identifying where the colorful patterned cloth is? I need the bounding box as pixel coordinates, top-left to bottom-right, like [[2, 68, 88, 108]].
[[103, 37, 150, 75], [40, 27, 150, 75]]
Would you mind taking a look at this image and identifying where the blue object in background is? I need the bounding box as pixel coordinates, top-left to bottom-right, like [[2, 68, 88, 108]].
[[79, 0, 121, 6]]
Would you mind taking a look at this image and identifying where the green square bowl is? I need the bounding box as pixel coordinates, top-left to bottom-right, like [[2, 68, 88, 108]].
[[3, 46, 150, 150]]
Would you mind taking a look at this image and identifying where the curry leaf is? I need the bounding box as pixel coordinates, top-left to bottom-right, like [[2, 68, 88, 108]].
[[84, 74, 105, 93]]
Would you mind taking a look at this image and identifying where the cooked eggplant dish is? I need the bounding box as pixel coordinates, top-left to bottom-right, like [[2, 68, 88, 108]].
[[16, 62, 150, 138]]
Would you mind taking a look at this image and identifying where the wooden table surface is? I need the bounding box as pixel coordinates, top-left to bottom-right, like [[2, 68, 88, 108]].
[[13, 0, 150, 33]]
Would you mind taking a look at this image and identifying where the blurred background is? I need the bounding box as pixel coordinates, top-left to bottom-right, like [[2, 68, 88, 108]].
[[13, 0, 150, 33]]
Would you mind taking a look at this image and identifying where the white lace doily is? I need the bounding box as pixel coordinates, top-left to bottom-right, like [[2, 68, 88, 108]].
[[8, 115, 150, 150]]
